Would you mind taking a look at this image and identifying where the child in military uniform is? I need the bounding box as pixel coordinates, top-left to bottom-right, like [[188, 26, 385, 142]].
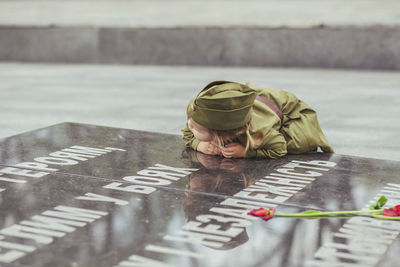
[[182, 80, 333, 159]]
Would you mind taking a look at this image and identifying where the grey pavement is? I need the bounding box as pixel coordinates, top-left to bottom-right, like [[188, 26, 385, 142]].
[[1, 0, 399, 28], [0, 63, 399, 162]]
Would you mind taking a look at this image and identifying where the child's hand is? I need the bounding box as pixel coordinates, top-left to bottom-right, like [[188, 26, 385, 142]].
[[221, 143, 246, 158], [197, 141, 222, 156]]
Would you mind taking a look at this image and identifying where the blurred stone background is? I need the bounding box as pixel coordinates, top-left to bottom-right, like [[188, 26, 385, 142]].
[[0, 0, 399, 161]]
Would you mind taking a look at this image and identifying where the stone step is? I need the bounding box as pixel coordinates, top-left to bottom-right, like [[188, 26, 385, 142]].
[[0, 0, 400, 69]]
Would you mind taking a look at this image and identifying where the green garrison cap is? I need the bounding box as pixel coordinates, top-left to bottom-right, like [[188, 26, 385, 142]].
[[188, 81, 257, 130]]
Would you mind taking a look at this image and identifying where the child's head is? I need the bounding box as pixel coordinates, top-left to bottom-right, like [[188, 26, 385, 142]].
[[188, 81, 256, 130], [187, 81, 262, 151], [187, 117, 213, 142]]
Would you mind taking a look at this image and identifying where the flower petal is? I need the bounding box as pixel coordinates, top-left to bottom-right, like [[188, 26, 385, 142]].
[[262, 208, 276, 220], [248, 208, 276, 218], [394, 205, 400, 213], [383, 206, 400, 217], [262, 215, 274, 221], [248, 208, 268, 217]]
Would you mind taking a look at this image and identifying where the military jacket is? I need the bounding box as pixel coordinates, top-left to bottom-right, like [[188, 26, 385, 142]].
[[182, 86, 334, 158]]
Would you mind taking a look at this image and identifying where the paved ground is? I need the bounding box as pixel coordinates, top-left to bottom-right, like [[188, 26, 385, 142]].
[[0, 63, 399, 162]]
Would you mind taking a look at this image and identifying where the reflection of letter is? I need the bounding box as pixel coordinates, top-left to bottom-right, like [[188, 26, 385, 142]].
[[0, 167, 48, 178], [34, 157, 78, 166], [183, 221, 243, 237], [69, 146, 109, 155], [104, 182, 156, 195], [249, 183, 300, 197], [209, 207, 256, 221], [49, 152, 91, 161], [276, 168, 322, 177], [75, 193, 128, 206], [116, 254, 174, 267], [0, 249, 26, 264], [164, 230, 230, 249], [382, 183, 400, 200], [325, 242, 387, 255], [300, 160, 337, 168], [262, 176, 309, 187], [284, 162, 329, 171], [313, 245, 379, 265], [20, 215, 82, 232], [137, 170, 183, 180], [220, 198, 274, 211], [0, 236, 35, 252], [148, 164, 199, 175], [145, 245, 204, 259], [104, 147, 126, 152], [235, 190, 289, 203], [63, 148, 103, 156], [341, 222, 398, 240], [123, 176, 171, 186], [349, 217, 400, 231], [386, 183, 400, 190], [195, 214, 252, 228], [42, 206, 107, 222], [0, 225, 56, 244], [14, 162, 57, 172], [270, 173, 315, 181], [308, 258, 372, 267], [0, 175, 26, 184]]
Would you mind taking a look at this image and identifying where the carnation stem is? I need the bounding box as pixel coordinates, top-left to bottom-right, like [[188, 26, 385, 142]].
[[371, 214, 400, 220], [275, 209, 383, 218]]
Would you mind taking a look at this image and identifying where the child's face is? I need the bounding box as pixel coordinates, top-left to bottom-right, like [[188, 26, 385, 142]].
[[188, 119, 213, 142]]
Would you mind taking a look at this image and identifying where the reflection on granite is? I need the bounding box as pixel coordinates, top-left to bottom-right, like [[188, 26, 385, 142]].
[[0, 171, 328, 266], [0, 123, 400, 266], [2, 171, 399, 267], [1, 123, 400, 211]]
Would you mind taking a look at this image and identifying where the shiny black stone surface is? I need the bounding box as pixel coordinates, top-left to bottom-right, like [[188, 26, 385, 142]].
[[1, 171, 399, 267], [0, 123, 399, 267], [1, 123, 400, 210]]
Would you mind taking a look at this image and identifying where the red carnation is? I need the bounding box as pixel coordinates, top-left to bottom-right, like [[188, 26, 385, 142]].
[[383, 205, 400, 217], [248, 208, 268, 217], [262, 208, 276, 221], [248, 208, 276, 221]]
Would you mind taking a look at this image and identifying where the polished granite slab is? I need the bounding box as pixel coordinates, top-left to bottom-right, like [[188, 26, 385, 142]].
[[1, 170, 400, 267], [0, 122, 399, 211], [1, 123, 400, 266]]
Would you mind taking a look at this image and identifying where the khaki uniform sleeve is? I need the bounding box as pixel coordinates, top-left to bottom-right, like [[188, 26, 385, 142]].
[[255, 87, 302, 121], [246, 129, 287, 159], [181, 123, 200, 150]]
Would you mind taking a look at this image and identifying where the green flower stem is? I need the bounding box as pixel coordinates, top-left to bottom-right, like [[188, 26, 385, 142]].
[[275, 209, 383, 218], [371, 214, 400, 220]]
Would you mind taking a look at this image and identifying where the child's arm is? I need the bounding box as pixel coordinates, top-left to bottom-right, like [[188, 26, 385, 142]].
[[246, 129, 287, 159], [181, 123, 200, 150], [182, 124, 221, 155]]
